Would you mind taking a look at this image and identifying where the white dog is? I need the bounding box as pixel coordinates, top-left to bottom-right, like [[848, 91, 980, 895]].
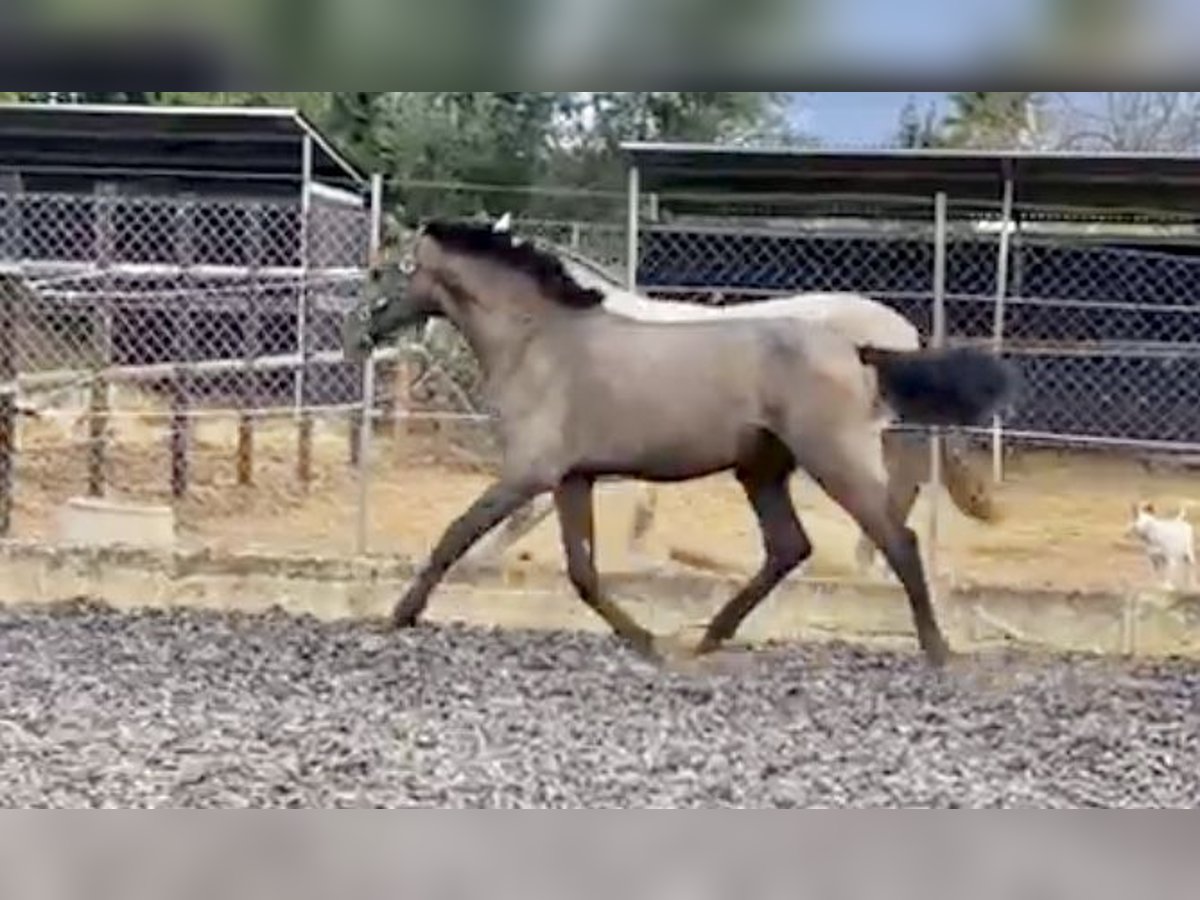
[[1128, 502, 1196, 590]]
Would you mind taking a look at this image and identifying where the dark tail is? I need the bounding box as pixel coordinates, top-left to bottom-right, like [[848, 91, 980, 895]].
[[860, 346, 1018, 427]]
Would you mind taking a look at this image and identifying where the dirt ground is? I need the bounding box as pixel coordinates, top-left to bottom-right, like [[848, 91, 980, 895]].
[[10, 386, 1196, 595]]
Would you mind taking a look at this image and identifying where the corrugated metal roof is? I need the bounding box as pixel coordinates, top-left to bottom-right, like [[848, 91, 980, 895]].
[[622, 142, 1200, 214], [0, 103, 365, 189]]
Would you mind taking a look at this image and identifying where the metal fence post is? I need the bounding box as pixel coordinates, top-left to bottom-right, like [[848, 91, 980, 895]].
[[991, 175, 1016, 484], [296, 135, 315, 486], [356, 173, 384, 556], [88, 184, 117, 499], [170, 195, 196, 499], [928, 192, 949, 598], [238, 204, 264, 487], [626, 164, 641, 292], [0, 173, 20, 536]]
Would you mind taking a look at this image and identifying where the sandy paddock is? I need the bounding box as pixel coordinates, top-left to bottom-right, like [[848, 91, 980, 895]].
[[9, 383, 1195, 596]]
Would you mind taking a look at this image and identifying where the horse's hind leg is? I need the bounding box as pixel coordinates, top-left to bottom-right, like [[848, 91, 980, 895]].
[[856, 434, 921, 577], [392, 480, 547, 629], [697, 455, 812, 656], [857, 474, 920, 580], [626, 484, 659, 570], [794, 430, 951, 668], [556, 477, 657, 657]]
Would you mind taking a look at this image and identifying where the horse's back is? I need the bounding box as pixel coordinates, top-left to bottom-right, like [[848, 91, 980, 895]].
[[579, 271, 921, 351], [752, 293, 920, 351]]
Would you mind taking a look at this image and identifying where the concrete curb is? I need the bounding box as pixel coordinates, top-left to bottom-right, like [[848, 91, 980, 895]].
[[1, 540, 1198, 660]]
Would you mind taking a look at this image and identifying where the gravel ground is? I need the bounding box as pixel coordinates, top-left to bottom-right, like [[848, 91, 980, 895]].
[[0, 601, 1196, 808]]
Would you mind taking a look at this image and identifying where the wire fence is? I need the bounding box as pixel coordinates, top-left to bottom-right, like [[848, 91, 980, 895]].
[[2, 177, 1199, 597], [631, 193, 1200, 452], [0, 182, 381, 552]]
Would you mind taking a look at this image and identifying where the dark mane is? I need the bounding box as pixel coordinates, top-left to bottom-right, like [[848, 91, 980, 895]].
[[423, 220, 605, 309]]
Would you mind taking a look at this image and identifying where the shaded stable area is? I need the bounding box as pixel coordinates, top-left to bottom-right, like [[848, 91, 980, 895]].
[[0, 104, 375, 533], [622, 143, 1200, 449]]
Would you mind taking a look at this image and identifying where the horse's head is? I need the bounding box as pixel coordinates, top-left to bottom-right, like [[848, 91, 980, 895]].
[[343, 211, 604, 365], [342, 213, 447, 364]]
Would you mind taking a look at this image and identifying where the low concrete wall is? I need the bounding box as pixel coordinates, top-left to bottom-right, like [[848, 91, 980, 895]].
[[1, 541, 1198, 660]]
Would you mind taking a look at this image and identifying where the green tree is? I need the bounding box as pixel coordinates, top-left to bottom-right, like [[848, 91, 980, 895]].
[[549, 92, 790, 193], [941, 92, 1042, 149], [154, 92, 331, 120], [332, 92, 788, 220], [18, 91, 159, 104]]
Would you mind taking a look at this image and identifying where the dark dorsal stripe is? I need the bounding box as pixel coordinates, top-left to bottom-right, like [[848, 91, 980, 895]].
[[423, 220, 605, 309]]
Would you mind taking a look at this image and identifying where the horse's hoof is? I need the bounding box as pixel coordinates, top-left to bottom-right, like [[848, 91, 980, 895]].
[[391, 608, 423, 631], [922, 640, 955, 670]]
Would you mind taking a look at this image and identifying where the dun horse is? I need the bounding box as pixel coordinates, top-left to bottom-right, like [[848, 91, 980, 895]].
[[463, 246, 998, 576], [343, 221, 1016, 667]]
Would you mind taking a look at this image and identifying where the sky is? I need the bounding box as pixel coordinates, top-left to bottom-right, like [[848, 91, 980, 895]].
[[791, 0, 1200, 145], [798, 93, 948, 146], [797, 93, 1115, 147]]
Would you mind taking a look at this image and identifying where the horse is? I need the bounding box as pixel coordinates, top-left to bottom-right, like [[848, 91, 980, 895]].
[[462, 246, 998, 577], [342, 220, 1016, 667]]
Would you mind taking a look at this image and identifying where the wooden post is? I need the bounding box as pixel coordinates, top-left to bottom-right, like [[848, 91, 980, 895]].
[[170, 196, 195, 499], [349, 377, 364, 466], [238, 206, 264, 487], [0, 173, 19, 536], [89, 184, 116, 499]]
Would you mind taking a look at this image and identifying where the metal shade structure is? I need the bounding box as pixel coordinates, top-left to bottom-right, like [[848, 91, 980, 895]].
[[621, 141, 1200, 216], [0, 102, 366, 198], [617, 140, 1200, 498]]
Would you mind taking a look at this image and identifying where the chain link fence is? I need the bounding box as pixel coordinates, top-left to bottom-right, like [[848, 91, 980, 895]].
[[626, 189, 1200, 593], [0, 182, 380, 556], [4, 174, 1200, 596]]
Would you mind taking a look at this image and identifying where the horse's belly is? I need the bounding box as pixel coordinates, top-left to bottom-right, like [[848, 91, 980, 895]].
[[575, 400, 751, 482], [569, 327, 763, 479]]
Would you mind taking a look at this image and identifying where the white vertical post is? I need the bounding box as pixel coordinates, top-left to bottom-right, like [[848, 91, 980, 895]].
[[991, 176, 1016, 484], [295, 135, 314, 418], [356, 173, 384, 557], [626, 165, 641, 292], [928, 192, 949, 597]]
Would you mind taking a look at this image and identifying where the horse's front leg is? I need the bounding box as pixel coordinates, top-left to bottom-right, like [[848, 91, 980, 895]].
[[463, 495, 557, 570], [557, 477, 657, 658], [392, 480, 548, 629]]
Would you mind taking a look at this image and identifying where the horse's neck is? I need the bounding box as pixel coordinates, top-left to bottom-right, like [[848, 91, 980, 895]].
[[452, 266, 587, 394]]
